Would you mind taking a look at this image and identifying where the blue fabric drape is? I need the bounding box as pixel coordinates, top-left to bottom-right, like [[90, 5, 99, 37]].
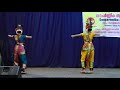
[[0, 12, 120, 68], [0, 13, 13, 65]]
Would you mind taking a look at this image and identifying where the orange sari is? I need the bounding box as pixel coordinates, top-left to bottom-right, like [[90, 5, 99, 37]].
[[80, 32, 96, 68]]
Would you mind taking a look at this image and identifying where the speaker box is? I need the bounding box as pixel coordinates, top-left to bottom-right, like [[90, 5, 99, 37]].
[[0, 66, 21, 78]]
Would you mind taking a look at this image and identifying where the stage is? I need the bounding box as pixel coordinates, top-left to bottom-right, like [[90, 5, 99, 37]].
[[22, 68, 120, 78]]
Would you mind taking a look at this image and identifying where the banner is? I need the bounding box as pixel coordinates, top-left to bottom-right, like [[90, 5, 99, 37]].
[[82, 12, 120, 37]]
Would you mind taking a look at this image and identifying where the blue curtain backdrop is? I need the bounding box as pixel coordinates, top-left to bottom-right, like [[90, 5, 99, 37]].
[[0, 12, 120, 68]]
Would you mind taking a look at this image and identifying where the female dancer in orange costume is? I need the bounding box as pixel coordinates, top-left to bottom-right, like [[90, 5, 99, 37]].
[[71, 21, 99, 73]]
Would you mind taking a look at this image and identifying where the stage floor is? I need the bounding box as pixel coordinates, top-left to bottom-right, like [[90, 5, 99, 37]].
[[22, 68, 120, 78]]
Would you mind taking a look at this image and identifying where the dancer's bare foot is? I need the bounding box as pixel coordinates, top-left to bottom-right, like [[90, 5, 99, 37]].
[[21, 68, 26, 74], [80, 68, 86, 73], [89, 68, 94, 73]]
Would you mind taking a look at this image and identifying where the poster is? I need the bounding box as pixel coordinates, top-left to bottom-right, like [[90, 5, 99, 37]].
[[82, 12, 120, 37]]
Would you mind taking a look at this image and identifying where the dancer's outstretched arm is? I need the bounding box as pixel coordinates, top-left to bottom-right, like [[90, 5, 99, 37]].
[[71, 33, 82, 38], [26, 35, 32, 39], [8, 35, 15, 38]]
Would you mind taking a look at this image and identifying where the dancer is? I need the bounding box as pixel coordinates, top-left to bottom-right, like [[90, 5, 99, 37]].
[[71, 22, 97, 73], [8, 24, 32, 73]]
